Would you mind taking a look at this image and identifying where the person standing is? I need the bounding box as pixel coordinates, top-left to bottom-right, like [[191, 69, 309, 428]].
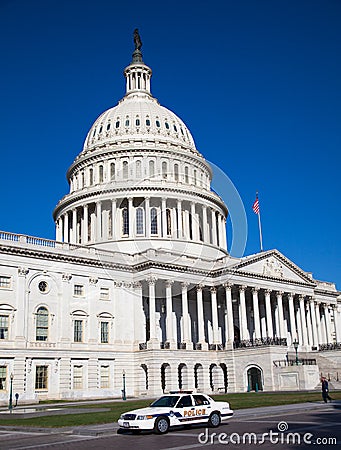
[[321, 377, 332, 402]]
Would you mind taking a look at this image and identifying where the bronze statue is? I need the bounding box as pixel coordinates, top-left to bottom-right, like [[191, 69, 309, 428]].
[[134, 29, 142, 51]]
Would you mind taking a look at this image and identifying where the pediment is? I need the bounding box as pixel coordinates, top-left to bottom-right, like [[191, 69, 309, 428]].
[[231, 250, 315, 284]]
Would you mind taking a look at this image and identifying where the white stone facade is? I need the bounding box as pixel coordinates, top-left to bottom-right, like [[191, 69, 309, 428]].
[[0, 39, 340, 404]]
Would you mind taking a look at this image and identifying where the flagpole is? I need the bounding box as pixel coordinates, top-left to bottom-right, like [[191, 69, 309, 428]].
[[258, 205, 263, 252]]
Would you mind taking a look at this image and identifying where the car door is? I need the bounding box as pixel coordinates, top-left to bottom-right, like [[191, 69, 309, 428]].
[[192, 394, 211, 423], [173, 395, 195, 425]]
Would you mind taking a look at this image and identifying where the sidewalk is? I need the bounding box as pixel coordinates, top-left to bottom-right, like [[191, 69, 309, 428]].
[[0, 400, 339, 436]]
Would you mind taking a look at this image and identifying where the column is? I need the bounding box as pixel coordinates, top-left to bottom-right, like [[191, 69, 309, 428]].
[[276, 291, 285, 339], [63, 212, 69, 243], [299, 295, 308, 346], [96, 201, 102, 241], [211, 209, 217, 246], [222, 217, 227, 249], [191, 202, 197, 241], [324, 303, 332, 344], [333, 305, 341, 343], [306, 303, 313, 346], [56, 218, 62, 241], [202, 205, 208, 243], [177, 199, 182, 239], [165, 280, 175, 346], [296, 300, 303, 345], [162, 198, 167, 237], [128, 197, 134, 238], [288, 293, 297, 343], [264, 289, 273, 339], [148, 277, 157, 342], [224, 283, 235, 343], [181, 282, 191, 345], [219, 214, 225, 247], [210, 287, 219, 344], [309, 297, 318, 347], [72, 208, 77, 244], [196, 285, 206, 346], [145, 197, 150, 238], [111, 199, 116, 240], [82, 204, 88, 244], [252, 288, 261, 339], [315, 302, 322, 346], [239, 286, 248, 341]]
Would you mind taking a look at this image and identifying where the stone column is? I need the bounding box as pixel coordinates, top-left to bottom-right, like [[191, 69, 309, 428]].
[[111, 199, 116, 240], [276, 291, 285, 339], [211, 209, 217, 246], [56, 218, 62, 241], [147, 277, 157, 343], [196, 285, 206, 347], [309, 297, 318, 347], [222, 217, 227, 249], [165, 280, 175, 347], [96, 201, 102, 241], [202, 205, 208, 243], [181, 282, 191, 346], [224, 283, 235, 343], [296, 301, 303, 345], [252, 288, 261, 339], [71, 208, 77, 244], [83, 204, 88, 244], [177, 200, 183, 239], [288, 293, 297, 343], [306, 303, 313, 346], [264, 289, 273, 339], [324, 303, 332, 344], [239, 286, 248, 340], [128, 197, 134, 238], [191, 202, 197, 241], [299, 295, 309, 346], [145, 197, 150, 238], [333, 305, 341, 343], [210, 287, 219, 344], [63, 212, 69, 243], [16, 267, 29, 341], [162, 198, 167, 238], [315, 302, 322, 346]]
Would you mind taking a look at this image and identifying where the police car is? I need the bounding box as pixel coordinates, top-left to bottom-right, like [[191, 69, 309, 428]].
[[118, 391, 233, 434]]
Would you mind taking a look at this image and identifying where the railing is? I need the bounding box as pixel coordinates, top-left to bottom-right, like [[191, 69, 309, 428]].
[[273, 359, 317, 367], [319, 343, 341, 352], [234, 337, 287, 349], [139, 342, 147, 350], [177, 342, 186, 350], [160, 342, 170, 349], [208, 344, 225, 351], [194, 343, 202, 350]]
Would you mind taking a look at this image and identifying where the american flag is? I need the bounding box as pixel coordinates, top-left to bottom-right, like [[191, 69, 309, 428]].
[[252, 197, 260, 214]]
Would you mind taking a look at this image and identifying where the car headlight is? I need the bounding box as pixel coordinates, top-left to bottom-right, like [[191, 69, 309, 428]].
[[137, 415, 153, 420]]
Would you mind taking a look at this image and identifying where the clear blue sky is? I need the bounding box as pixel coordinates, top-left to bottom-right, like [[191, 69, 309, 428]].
[[0, 0, 340, 289]]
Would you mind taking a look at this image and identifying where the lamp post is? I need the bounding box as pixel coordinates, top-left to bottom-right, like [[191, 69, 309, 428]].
[[8, 373, 13, 413], [293, 339, 299, 365], [122, 370, 126, 401]]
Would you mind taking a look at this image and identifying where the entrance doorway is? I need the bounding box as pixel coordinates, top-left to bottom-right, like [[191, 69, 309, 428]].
[[247, 367, 263, 391]]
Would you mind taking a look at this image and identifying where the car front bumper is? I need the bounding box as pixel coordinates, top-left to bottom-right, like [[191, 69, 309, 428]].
[[118, 418, 155, 430]]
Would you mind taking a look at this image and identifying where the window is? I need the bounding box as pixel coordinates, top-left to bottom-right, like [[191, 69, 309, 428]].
[[185, 166, 189, 183], [74, 284, 84, 297], [38, 281, 48, 293], [176, 395, 192, 408], [193, 394, 210, 406], [115, 120, 120, 128], [101, 322, 109, 343], [0, 366, 6, 390], [136, 160, 142, 178], [0, 276, 11, 289], [151, 208, 158, 235], [73, 365, 83, 389], [74, 320, 83, 342], [123, 161, 128, 179], [136, 207, 144, 235], [122, 208, 129, 235], [165, 121, 169, 129], [35, 365, 48, 390], [166, 209, 172, 236], [106, 122, 111, 131], [173, 124, 178, 132], [81, 171, 85, 188], [149, 160, 155, 178], [100, 365, 110, 388], [146, 118, 151, 126], [36, 307, 48, 341], [174, 164, 179, 181], [89, 168, 94, 186], [99, 165, 104, 183], [100, 287, 110, 301], [136, 118, 140, 126], [156, 119, 160, 128], [193, 169, 197, 185], [99, 125, 103, 133], [125, 118, 130, 127], [162, 161, 167, 179], [0, 315, 9, 340]]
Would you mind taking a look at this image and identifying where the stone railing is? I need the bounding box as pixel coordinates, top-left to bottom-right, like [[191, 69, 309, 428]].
[[208, 344, 225, 351], [234, 337, 287, 349], [160, 342, 170, 349], [319, 343, 341, 352], [273, 359, 317, 367], [138, 342, 147, 350]]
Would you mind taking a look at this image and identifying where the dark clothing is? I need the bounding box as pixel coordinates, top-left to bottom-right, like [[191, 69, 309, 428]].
[[322, 379, 332, 402]]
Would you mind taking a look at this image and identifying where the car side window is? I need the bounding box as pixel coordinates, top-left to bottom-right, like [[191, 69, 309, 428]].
[[193, 395, 210, 406], [176, 395, 192, 408]]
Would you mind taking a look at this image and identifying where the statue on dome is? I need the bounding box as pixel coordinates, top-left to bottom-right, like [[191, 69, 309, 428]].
[[134, 29, 142, 51]]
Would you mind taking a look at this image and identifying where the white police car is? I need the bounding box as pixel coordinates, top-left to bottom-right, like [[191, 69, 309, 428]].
[[118, 391, 233, 434]]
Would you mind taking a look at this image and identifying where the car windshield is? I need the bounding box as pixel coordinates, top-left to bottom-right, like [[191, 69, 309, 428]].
[[150, 396, 180, 407]]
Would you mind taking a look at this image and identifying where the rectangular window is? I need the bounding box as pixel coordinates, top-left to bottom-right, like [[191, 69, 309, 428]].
[[100, 287, 110, 301], [73, 365, 83, 389], [101, 322, 109, 343], [74, 320, 83, 342], [0, 366, 6, 390], [74, 284, 84, 297], [35, 365, 48, 390], [0, 276, 11, 289], [0, 315, 9, 340], [100, 365, 110, 388]]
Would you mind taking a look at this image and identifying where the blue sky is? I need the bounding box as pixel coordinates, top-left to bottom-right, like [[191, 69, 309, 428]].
[[0, 0, 340, 288]]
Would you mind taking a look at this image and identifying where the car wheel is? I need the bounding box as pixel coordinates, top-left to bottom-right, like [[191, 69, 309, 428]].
[[208, 411, 221, 428], [154, 416, 170, 434]]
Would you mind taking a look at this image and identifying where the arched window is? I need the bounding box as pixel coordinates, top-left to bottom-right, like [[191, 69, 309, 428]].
[[193, 169, 197, 185], [185, 166, 189, 183], [110, 163, 115, 180], [89, 168, 94, 186], [122, 208, 129, 236], [150, 208, 158, 235], [156, 119, 160, 128], [136, 207, 144, 235], [166, 208, 172, 236], [115, 120, 120, 128], [165, 121, 169, 130], [149, 160, 155, 178], [136, 117, 140, 126], [174, 164, 179, 181], [136, 160, 142, 178], [125, 118, 130, 127], [99, 165, 104, 183], [81, 172, 85, 188], [36, 307, 48, 341], [146, 118, 151, 127], [123, 161, 128, 179], [162, 161, 167, 179]]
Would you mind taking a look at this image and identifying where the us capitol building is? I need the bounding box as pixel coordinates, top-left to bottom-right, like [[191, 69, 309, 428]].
[[0, 33, 340, 403]]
